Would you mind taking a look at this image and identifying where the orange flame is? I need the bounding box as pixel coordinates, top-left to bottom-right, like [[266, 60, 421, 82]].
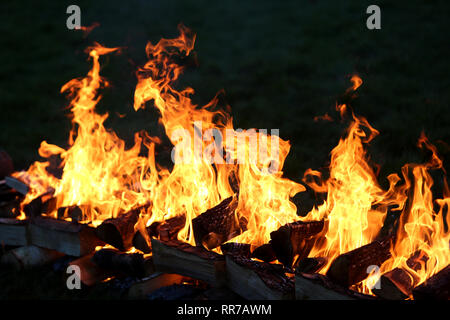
[[361, 133, 450, 295], [13, 26, 448, 297]]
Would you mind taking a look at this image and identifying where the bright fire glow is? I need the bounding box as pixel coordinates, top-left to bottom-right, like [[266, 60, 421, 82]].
[[12, 26, 449, 297]]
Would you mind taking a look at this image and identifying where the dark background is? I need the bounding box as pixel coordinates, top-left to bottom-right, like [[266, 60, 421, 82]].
[[0, 0, 449, 298], [1, 0, 449, 180]]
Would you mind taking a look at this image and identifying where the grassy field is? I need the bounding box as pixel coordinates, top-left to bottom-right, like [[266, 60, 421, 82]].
[[0, 0, 449, 298]]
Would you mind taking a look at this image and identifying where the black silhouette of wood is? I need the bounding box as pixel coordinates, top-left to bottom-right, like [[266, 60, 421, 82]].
[[270, 220, 324, 267], [23, 191, 55, 218], [412, 264, 450, 300], [251, 243, 277, 263], [132, 215, 186, 253], [57, 205, 83, 222], [92, 248, 146, 278], [326, 236, 393, 287], [296, 257, 328, 274], [69, 253, 115, 286]]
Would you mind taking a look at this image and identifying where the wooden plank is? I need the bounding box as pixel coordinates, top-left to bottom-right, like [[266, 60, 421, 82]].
[[225, 255, 294, 300], [151, 238, 226, 287], [270, 220, 324, 267], [30, 216, 103, 257], [326, 236, 393, 287], [0, 217, 28, 246]]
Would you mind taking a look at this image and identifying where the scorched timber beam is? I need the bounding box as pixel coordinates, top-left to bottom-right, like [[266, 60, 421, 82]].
[[326, 236, 393, 287], [29, 216, 103, 257], [151, 238, 226, 287], [225, 254, 294, 300]]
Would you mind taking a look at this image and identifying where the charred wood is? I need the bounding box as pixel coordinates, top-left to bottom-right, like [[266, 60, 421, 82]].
[[270, 220, 324, 267], [251, 243, 277, 263], [220, 242, 251, 258], [326, 236, 393, 287], [225, 254, 294, 300], [192, 195, 246, 249], [296, 257, 328, 274], [412, 264, 450, 300], [373, 250, 429, 300], [151, 238, 226, 287], [92, 248, 146, 278], [132, 215, 186, 253], [96, 206, 145, 251]]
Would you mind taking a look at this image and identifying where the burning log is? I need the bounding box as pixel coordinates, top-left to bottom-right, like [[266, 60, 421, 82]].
[[225, 254, 294, 300], [192, 195, 246, 249], [69, 253, 115, 286], [23, 191, 55, 218], [372, 251, 429, 300], [128, 272, 190, 299], [295, 271, 375, 300], [270, 220, 324, 267], [132, 215, 186, 253], [220, 242, 251, 258], [326, 236, 393, 287], [0, 217, 28, 246], [92, 248, 147, 278], [251, 243, 277, 263], [4, 176, 28, 195], [1, 245, 64, 270], [412, 264, 450, 300], [57, 205, 83, 222], [96, 206, 144, 251], [151, 238, 226, 287], [296, 257, 328, 274], [29, 216, 103, 257]]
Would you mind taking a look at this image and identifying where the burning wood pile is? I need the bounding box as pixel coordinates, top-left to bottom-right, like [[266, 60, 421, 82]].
[[0, 25, 448, 300]]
